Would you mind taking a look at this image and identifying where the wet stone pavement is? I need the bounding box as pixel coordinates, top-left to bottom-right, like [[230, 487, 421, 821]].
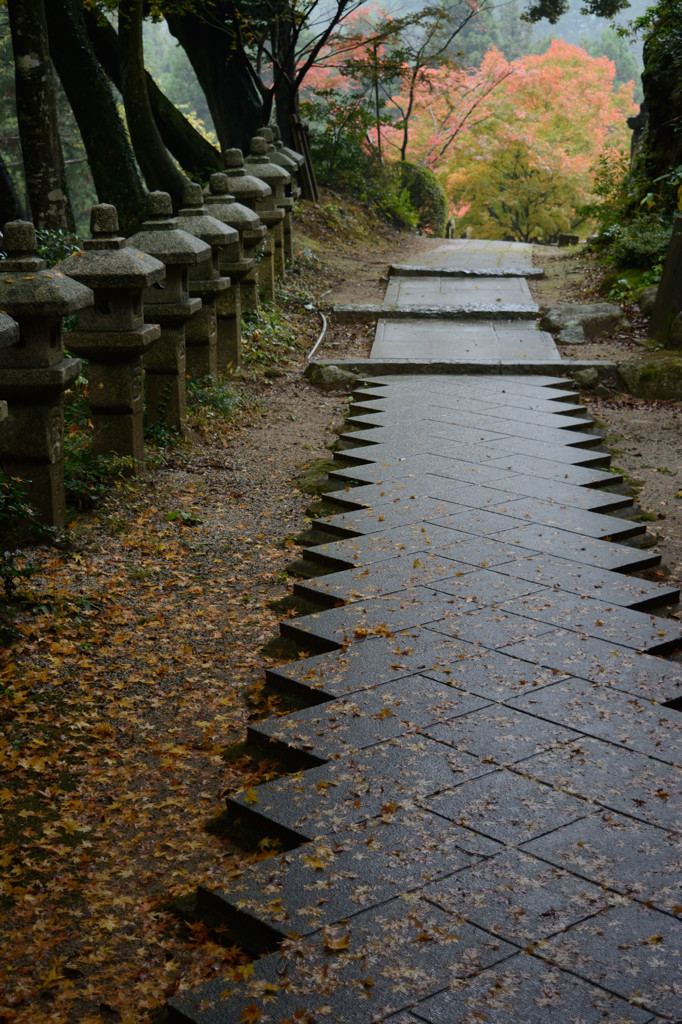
[[168, 245, 682, 1023]]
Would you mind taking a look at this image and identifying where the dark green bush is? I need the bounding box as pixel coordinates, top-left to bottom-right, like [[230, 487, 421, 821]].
[[396, 161, 449, 236], [601, 214, 673, 267]]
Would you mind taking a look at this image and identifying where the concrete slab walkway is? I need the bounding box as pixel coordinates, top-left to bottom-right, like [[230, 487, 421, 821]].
[[169, 243, 682, 1023], [367, 239, 559, 363]]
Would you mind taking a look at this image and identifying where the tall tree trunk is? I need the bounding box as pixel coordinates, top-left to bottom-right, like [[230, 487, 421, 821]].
[[83, 10, 223, 179], [0, 151, 25, 224], [165, 10, 264, 154], [45, 0, 146, 233], [271, 15, 298, 146], [6, 0, 74, 230], [118, 0, 187, 206]]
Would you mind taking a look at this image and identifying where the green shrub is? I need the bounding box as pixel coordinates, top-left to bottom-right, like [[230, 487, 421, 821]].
[[396, 161, 449, 236], [602, 214, 673, 268]]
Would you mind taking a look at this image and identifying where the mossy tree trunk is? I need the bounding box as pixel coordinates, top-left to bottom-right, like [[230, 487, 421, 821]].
[[165, 9, 264, 154], [82, 9, 223, 180], [45, 0, 147, 234], [6, 0, 74, 230], [118, 0, 187, 207], [0, 152, 25, 225]]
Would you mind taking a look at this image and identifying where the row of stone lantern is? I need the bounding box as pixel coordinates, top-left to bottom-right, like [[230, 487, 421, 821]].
[[0, 130, 303, 527]]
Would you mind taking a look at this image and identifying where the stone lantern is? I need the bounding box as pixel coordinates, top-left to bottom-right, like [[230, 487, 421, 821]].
[[256, 126, 299, 179], [203, 174, 266, 367], [256, 127, 300, 262], [245, 137, 291, 284], [222, 149, 271, 312], [270, 124, 305, 175], [176, 181, 234, 377], [126, 191, 211, 433], [0, 220, 92, 527], [55, 203, 165, 469]]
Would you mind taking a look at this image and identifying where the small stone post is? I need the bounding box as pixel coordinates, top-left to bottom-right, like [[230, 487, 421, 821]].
[[176, 182, 234, 376], [55, 204, 166, 469], [0, 221, 92, 527], [203, 174, 266, 367], [245, 137, 291, 285], [126, 192, 212, 432]]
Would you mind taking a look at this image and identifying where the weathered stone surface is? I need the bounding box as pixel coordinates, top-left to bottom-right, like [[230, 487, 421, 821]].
[[619, 354, 682, 399], [556, 324, 587, 344], [540, 302, 629, 337], [638, 284, 658, 316], [305, 362, 359, 391], [572, 366, 600, 388]]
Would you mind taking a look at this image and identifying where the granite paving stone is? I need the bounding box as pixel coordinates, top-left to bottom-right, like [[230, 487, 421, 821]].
[[521, 810, 682, 917], [490, 523, 659, 572], [249, 675, 491, 759], [483, 454, 621, 487], [421, 848, 616, 945], [508, 676, 682, 765], [330, 455, 524, 487], [421, 644, 570, 701], [532, 902, 682, 1016], [409, 953, 656, 1024], [426, 606, 566, 650], [424, 704, 580, 766], [419, 569, 549, 606], [421, 768, 590, 844], [308, 530, 539, 571], [295, 555, 480, 604], [328, 480, 526, 511], [201, 808, 501, 943], [169, 896, 516, 1023], [421, 399, 593, 430], [384, 275, 536, 306], [335, 439, 517, 469], [493, 553, 679, 609], [514, 736, 682, 831], [391, 239, 537, 271], [376, 413, 601, 449], [280, 588, 460, 650], [320, 500, 471, 537], [435, 500, 642, 541], [475, 436, 608, 465], [370, 320, 556, 361], [503, 629, 682, 703], [488, 474, 633, 511], [501, 589, 682, 653], [265, 632, 473, 701], [227, 736, 495, 843]]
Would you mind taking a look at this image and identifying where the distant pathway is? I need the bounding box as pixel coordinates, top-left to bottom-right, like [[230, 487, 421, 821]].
[[168, 243, 682, 1023]]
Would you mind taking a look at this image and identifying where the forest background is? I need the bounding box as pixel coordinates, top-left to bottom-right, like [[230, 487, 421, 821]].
[[0, 0, 674, 251]]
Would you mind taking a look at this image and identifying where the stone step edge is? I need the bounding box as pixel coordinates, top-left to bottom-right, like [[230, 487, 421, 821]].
[[309, 358, 619, 378], [389, 264, 545, 278], [332, 303, 539, 321]]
